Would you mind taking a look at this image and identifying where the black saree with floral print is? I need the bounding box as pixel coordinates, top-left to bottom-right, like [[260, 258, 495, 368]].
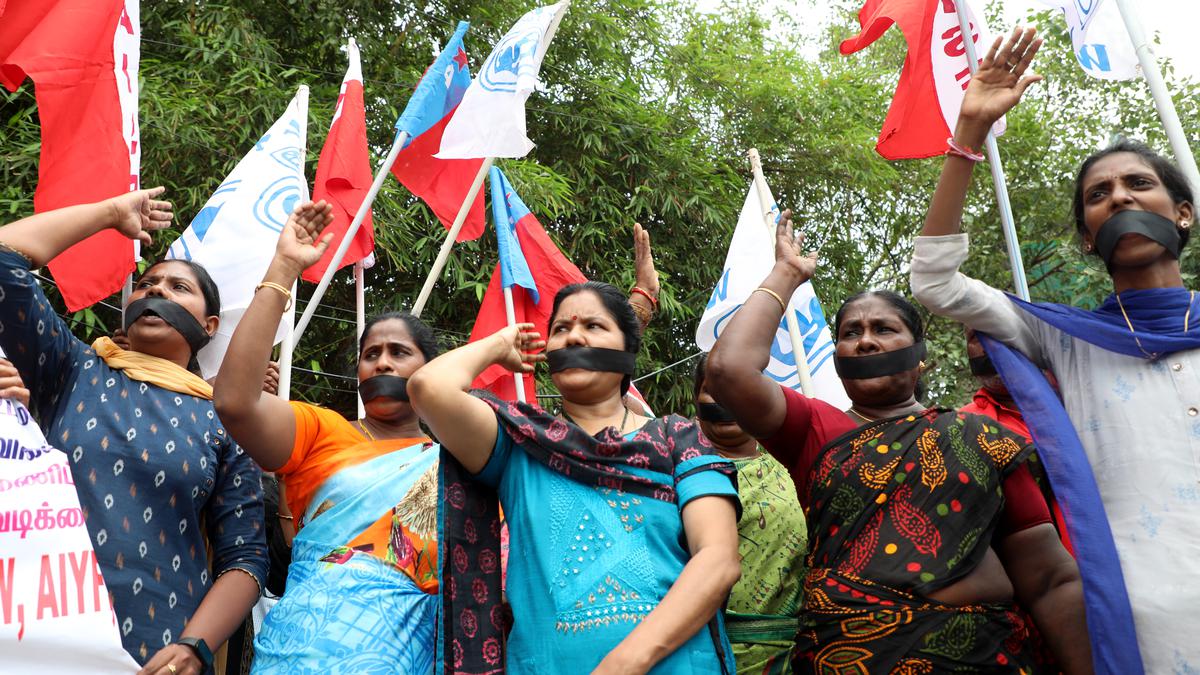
[[794, 408, 1042, 674], [437, 390, 740, 675]]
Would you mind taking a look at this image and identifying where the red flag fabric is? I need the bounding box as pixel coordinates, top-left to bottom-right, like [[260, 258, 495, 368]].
[[0, 0, 137, 311], [839, 0, 995, 160], [390, 112, 487, 242], [469, 219, 586, 401], [303, 40, 374, 284]]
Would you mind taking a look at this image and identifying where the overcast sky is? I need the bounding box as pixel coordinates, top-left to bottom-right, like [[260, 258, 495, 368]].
[[695, 0, 1200, 81]]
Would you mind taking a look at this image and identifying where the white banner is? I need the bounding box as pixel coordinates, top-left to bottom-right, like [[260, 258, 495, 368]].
[[696, 183, 851, 410], [1035, 0, 1138, 80], [167, 90, 309, 379], [436, 1, 569, 159], [0, 399, 137, 674]]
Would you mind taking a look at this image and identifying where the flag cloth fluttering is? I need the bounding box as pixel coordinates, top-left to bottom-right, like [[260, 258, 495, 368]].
[[390, 21, 487, 242], [839, 0, 999, 160], [304, 38, 374, 283], [0, 0, 141, 311], [1035, 0, 1137, 80], [490, 167, 540, 304], [167, 90, 308, 379], [437, 1, 570, 160], [696, 182, 850, 410]]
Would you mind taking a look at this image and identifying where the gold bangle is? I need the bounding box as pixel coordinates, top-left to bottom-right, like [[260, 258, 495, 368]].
[[752, 287, 787, 313], [255, 281, 293, 311]]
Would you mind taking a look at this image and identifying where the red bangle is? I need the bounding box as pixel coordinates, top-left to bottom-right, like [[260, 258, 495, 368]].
[[630, 286, 659, 309], [946, 136, 985, 163]]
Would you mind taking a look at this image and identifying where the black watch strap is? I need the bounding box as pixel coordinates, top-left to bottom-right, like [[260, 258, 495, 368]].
[[176, 636, 213, 668]]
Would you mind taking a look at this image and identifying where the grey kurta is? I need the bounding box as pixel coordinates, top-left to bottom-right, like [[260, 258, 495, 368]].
[[911, 233, 1200, 674]]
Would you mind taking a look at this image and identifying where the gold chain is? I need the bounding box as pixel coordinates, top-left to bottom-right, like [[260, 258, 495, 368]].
[[356, 419, 377, 442], [1115, 290, 1196, 360], [848, 407, 877, 424]]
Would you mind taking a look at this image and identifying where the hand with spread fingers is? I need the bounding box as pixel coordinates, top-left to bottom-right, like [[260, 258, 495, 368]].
[[273, 200, 335, 277], [108, 186, 175, 246], [491, 323, 546, 374], [0, 358, 30, 408], [137, 643, 200, 675], [774, 209, 818, 286], [958, 26, 1043, 140]]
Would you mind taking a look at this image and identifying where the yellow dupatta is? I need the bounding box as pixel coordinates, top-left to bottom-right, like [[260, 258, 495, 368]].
[[91, 337, 213, 400]]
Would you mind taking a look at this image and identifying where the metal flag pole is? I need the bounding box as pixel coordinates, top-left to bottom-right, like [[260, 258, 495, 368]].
[[278, 84, 310, 399], [291, 129, 410, 344], [953, 1, 1030, 301], [1113, 0, 1200, 196], [410, 157, 495, 317], [747, 148, 815, 397], [355, 260, 366, 418], [502, 286, 528, 403]]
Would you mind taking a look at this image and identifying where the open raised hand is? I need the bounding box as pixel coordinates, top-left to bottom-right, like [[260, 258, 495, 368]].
[[959, 26, 1043, 131], [273, 200, 334, 277], [633, 223, 659, 297], [107, 187, 173, 246], [490, 323, 546, 374], [774, 209, 817, 285]]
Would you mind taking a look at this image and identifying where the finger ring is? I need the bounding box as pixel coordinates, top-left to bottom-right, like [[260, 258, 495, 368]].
[[167, 665, 178, 674]]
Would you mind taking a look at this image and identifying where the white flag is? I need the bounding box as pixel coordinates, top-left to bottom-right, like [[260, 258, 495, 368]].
[[1036, 0, 1138, 80], [436, 1, 569, 159], [696, 182, 851, 410], [167, 90, 309, 379]]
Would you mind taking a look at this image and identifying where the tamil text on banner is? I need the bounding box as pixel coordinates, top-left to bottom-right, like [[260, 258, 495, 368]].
[[1035, 0, 1138, 80], [167, 90, 308, 379], [0, 396, 139, 674], [436, 1, 570, 160], [696, 182, 851, 409], [389, 21, 486, 241], [0, 0, 140, 311], [839, 0, 1000, 160]]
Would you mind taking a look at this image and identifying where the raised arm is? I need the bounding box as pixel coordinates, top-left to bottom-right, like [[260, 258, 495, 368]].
[[706, 209, 815, 438], [628, 223, 660, 330], [407, 324, 543, 474], [0, 187, 172, 267], [213, 201, 333, 471]]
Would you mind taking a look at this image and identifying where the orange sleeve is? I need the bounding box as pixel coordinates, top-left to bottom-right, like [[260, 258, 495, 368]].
[[277, 401, 360, 521]]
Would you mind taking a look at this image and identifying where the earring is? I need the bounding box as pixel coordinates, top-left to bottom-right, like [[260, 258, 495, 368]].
[[1083, 242, 1094, 253], [918, 360, 926, 371], [1180, 220, 1192, 231]]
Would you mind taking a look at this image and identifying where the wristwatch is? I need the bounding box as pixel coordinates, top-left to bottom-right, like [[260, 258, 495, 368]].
[[176, 636, 214, 668]]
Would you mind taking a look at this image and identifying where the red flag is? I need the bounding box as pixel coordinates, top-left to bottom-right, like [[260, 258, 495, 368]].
[[0, 0, 138, 311], [469, 219, 586, 401], [840, 0, 996, 160], [303, 39, 374, 284], [390, 113, 486, 242]]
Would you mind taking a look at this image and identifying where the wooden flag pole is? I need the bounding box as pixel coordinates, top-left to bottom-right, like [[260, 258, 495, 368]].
[[411, 157, 495, 317], [747, 148, 815, 397]]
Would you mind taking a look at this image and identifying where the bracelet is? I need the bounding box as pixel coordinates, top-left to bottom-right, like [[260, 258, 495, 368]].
[[752, 287, 787, 313], [629, 286, 659, 310], [945, 136, 985, 163], [276, 513, 294, 521], [0, 241, 34, 267], [255, 281, 293, 311]]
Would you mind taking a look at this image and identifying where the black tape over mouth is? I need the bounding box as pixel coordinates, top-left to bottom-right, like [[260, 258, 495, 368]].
[[697, 402, 737, 424], [834, 342, 926, 380], [123, 297, 211, 354], [969, 354, 997, 377], [1095, 210, 1182, 266], [546, 347, 637, 375], [358, 375, 410, 403]]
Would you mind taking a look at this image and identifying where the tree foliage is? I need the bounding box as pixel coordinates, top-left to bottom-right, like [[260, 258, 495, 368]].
[[2, 0, 1197, 417]]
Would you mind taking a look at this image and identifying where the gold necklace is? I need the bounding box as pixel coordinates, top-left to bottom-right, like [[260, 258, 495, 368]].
[[1115, 290, 1195, 360], [560, 406, 631, 435], [356, 419, 377, 442], [848, 407, 876, 424]]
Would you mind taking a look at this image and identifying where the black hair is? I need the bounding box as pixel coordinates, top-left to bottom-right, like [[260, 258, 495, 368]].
[[549, 281, 641, 393], [834, 290, 926, 401], [137, 259, 221, 319], [1073, 140, 1194, 255], [359, 312, 441, 363], [693, 353, 709, 399]]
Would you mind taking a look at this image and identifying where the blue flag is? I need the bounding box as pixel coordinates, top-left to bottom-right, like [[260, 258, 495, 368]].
[[489, 167, 539, 304], [394, 20, 471, 143]]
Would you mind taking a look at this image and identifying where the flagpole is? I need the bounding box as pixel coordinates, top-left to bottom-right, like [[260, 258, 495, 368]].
[[291, 129, 410, 345], [747, 149, 815, 397], [411, 157, 495, 317], [953, 2, 1030, 300], [1112, 0, 1200, 196], [355, 260, 367, 418], [502, 286, 528, 403], [278, 84, 309, 400]]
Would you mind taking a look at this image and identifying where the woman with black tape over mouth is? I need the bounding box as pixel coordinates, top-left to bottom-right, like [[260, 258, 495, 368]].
[[0, 188, 267, 675], [911, 25, 1200, 673], [706, 200, 1089, 671], [408, 280, 742, 674], [211, 201, 443, 673]]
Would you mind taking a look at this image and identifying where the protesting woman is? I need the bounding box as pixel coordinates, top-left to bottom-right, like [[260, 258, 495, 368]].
[[693, 354, 807, 674], [408, 281, 742, 674], [0, 190, 268, 675], [705, 209, 1091, 672], [213, 201, 442, 674], [911, 25, 1200, 673]]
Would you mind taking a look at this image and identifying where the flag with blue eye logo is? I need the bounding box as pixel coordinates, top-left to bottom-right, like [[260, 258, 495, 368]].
[[167, 88, 308, 378], [695, 182, 851, 410], [489, 166, 539, 304]]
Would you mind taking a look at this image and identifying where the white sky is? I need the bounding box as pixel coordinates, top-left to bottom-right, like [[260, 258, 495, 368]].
[[695, 0, 1200, 81]]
